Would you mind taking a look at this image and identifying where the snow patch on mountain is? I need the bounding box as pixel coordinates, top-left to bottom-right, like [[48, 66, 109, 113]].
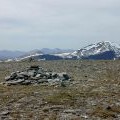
[[75, 41, 120, 59], [16, 50, 43, 61]]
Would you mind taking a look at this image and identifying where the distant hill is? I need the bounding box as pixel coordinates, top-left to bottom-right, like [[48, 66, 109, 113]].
[[1, 41, 120, 61], [0, 50, 25, 60], [41, 48, 74, 54]]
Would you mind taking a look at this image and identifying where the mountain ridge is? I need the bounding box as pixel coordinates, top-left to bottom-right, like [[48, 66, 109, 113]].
[[1, 41, 120, 61]]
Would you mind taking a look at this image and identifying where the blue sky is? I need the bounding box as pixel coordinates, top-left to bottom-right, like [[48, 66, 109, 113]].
[[0, 0, 120, 51]]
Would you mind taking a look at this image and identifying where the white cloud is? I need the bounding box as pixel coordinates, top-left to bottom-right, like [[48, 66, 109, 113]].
[[0, 0, 120, 50]]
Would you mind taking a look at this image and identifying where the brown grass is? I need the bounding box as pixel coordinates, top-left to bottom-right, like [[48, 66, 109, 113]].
[[0, 60, 120, 119]]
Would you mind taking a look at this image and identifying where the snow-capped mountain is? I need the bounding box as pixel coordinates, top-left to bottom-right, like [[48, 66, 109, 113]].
[[53, 41, 120, 60], [73, 41, 120, 60]]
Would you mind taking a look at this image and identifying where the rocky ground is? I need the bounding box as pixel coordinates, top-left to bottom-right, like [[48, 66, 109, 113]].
[[0, 60, 120, 120]]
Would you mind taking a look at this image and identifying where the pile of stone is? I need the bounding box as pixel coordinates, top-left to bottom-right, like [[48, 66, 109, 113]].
[[2, 65, 71, 86]]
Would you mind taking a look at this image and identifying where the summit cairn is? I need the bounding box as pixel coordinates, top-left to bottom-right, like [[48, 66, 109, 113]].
[[2, 65, 71, 86]]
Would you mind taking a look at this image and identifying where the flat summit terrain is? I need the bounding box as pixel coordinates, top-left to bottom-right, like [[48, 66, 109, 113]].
[[0, 60, 120, 120]]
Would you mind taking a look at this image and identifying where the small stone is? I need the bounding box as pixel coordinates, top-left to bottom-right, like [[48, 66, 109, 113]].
[[106, 106, 112, 110], [10, 72, 17, 79], [16, 74, 25, 79], [0, 82, 4, 85], [39, 73, 46, 78], [1, 111, 10, 115], [5, 76, 11, 81], [81, 114, 88, 119], [64, 109, 76, 114], [35, 74, 41, 78], [38, 79, 48, 83], [21, 80, 32, 85], [19, 72, 29, 77], [60, 81, 67, 87], [63, 73, 70, 80], [28, 70, 36, 77], [52, 72, 58, 79], [58, 72, 70, 80], [37, 69, 44, 74], [6, 79, 25, 85], [48, 78, 60, 82], [28, 65, 39, 71]]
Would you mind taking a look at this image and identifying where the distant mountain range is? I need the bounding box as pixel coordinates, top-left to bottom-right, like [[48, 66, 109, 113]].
[[0, 50, 25, 60], [1, 41, 120, 62], [41, 48, 74, 54], [16, 49, 74, 61]]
